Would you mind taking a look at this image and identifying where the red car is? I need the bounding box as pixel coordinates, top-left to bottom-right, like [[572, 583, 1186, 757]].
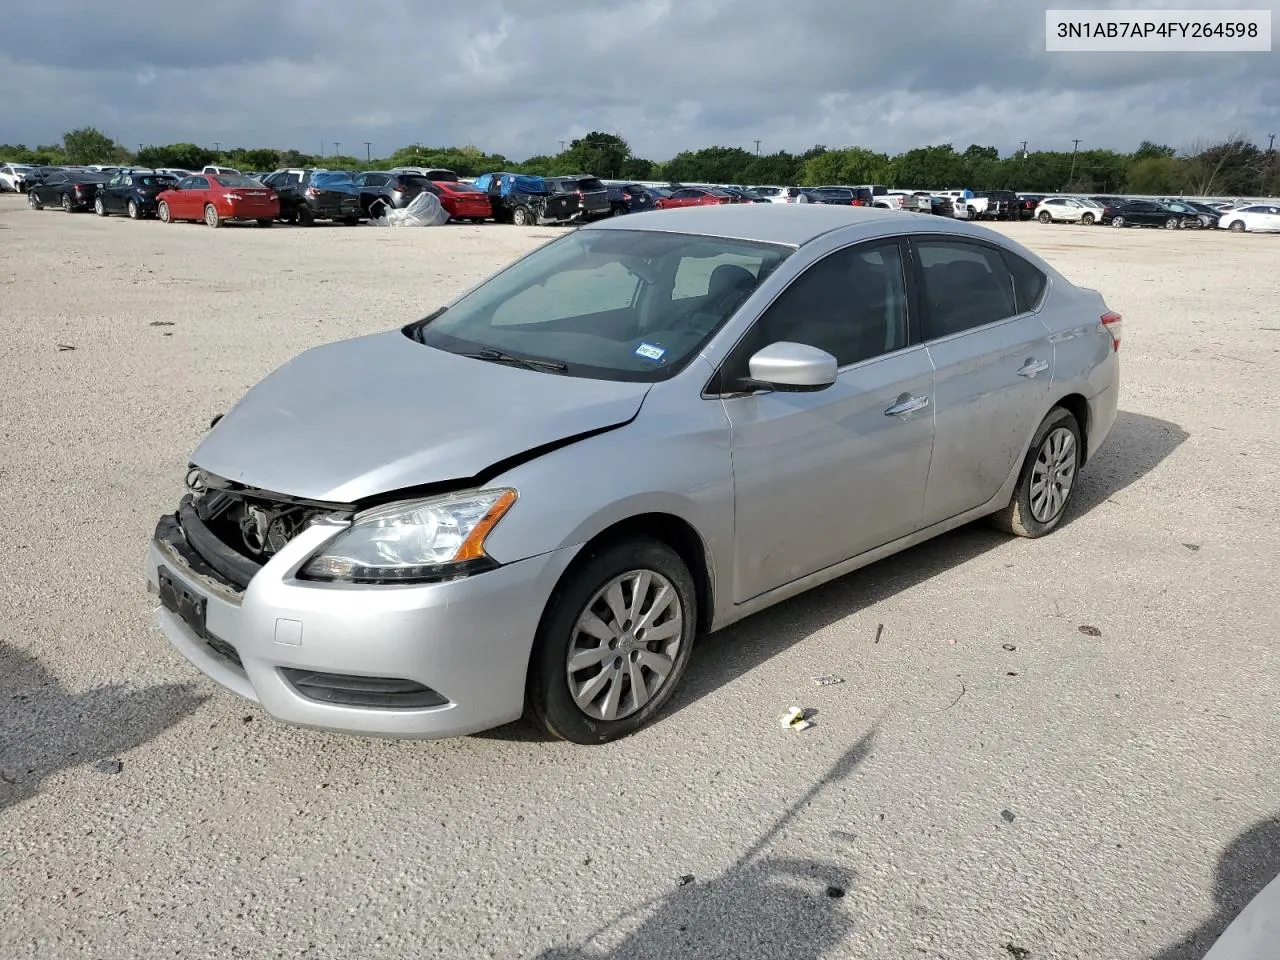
[[156, 173, 280, 227], [654, 187, 743, 210], [432, 181, 492, 223]]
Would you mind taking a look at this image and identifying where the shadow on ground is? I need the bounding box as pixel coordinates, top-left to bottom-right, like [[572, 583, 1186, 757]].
[[481, 409, 1186, 741], [532, 727, 877, 959], [0, 642, 207, 812], [1155, 815, 1280, 960]]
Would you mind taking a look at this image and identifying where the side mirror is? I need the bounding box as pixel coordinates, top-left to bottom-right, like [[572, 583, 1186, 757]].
[[743, 342, 838, 393]]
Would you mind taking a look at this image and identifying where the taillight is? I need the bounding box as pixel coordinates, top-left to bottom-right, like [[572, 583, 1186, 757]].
[[392, 185, 405, 192], [622, 192, 631, 200], [305, 186, 320, 197], [1101, 311, 1123, 351]]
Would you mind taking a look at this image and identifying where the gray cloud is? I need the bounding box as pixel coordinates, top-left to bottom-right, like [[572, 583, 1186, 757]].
[[1, 0, 1277, 160]]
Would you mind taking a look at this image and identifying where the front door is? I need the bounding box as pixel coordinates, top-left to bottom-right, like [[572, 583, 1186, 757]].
[[719, 238, 936, 603], [909, 236, 1055, 525]]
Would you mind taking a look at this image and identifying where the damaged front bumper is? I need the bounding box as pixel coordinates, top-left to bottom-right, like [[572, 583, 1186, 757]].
[[144, 499, 577, 739]]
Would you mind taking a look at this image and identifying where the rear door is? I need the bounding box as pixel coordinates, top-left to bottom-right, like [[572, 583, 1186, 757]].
[[911, 236, 1055, 525]]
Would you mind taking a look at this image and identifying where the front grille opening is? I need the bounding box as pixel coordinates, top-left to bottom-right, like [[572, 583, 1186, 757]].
[[206, 634, 243, 669], [279, 669, 450, 710]]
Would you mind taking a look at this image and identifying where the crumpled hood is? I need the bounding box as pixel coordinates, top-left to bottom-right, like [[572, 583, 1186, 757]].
[[192, 330, 651, 503]]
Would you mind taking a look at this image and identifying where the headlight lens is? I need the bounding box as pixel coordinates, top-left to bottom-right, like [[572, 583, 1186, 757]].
[[300, 488, 517, 583]]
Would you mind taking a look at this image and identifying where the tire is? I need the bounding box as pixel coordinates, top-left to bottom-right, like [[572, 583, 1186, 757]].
[[512, 205, 533, 226], [204, 203, 222, 228], [297, 204, 315, 226], [526, 538, 698, 745], [28, 191, 43, 210], [256, 218, 273, 227], [1081, 213, 1095, 226], [61, 193, 72, 213], [1038, 211, 1051, 224], [1111, 215, 1125, 228], [158, 201, 172, 223], [1228, 220, 1245, 233], [1165, 217, 1179, 229], [94, 197, 107, 217], [611, 205, 627, 217], [989, 407, 1082, 538], [342, 216, 359, 226], [369, 200, 388, 220], [128, 200, 140, 220]]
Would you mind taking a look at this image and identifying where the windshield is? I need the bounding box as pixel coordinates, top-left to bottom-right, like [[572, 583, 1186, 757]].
[[212, 174, 264, 188], [416, 229, 793, 382]]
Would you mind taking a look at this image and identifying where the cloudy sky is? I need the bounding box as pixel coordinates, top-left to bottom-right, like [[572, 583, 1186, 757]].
[[2, 0, 1277, 161]]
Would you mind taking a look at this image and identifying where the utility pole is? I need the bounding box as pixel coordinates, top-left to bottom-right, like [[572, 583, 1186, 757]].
[[558, 140, 566, 152], [753, 139, 761, 156], [1262, 134, 1276, 195], [333, 141, 341, 158], [1019, 140, 1028, 159], [1067, 139, 1081, 188], [214, 141, 221, 154], [364, 141, 372, 162]]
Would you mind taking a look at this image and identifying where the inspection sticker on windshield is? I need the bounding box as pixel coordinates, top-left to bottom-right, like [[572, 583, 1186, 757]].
[[635, 343, 666, 362]]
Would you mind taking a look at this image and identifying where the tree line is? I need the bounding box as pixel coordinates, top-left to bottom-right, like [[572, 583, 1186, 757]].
[[4, 127, 1277, 197]]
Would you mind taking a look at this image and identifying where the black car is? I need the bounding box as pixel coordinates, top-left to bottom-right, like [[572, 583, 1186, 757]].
[[605, 182, 658, 216], [1159, 198, 1221, 229], [26, 170, 107, 212], [805, 186, 873, 206], [1102, 199, 1192, 229], [353, 171, 441, 219], [261, 169, 362, 225], [93, 170, 178, 219], [719, 186, 770, 204], [545, 176, 610, 221], [928, 195, 956, 217]]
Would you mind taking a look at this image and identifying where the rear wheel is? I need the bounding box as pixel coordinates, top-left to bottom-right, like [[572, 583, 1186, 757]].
[[94, 197, 107, 217], [128, 200, 140, 220], [369, 200, 389, 220], [256, 218, 273, 227], [342, 216, 359, 226], [157, 200, 172, 223], [512, 205, 533, 226], [1165, 217, 1179, 229], [61, 193, 72, 213], [204, 203, 222, 228], [1081, 212, 1095, 225], [297, 204, 315, 226], [989, 407, 1082, 538], [1037, 210, 1051, 224], [1111, 215, 1125, 228], [527, 538, 698, 745]]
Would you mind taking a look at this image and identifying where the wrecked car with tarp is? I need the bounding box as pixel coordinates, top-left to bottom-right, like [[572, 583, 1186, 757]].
[[471, 172, 582, 226]]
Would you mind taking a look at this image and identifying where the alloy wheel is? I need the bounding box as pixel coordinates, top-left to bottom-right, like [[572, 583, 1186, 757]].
[[1029, 427, 1077, 524], [566, 570, 684, 722]]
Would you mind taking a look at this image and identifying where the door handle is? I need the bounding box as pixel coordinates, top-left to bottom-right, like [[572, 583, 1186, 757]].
[[1017, 359, 1049, 378], [885, 394, 930, 417]]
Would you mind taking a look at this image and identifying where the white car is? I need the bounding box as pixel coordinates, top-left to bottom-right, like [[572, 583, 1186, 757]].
[[0, 162, 36, 192], [749, 186, 808, 204], [1035, 196, 1103, 225], [1218, 204, 1280, 233], [202, 165, 242, 176]]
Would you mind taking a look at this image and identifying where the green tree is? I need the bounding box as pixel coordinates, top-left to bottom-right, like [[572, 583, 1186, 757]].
[[618, 156, 655, 180], [889, 145, 968, 189], [1126, 156, 1184, 194], [62, 127, 127, 164], [1133, 140, 1176, 161], [137, 143, 216, 169], [799, 147, 891, 186], [229, 148, 283, 170], [664, 146, 757, 183], [555, 132, 630, 178]]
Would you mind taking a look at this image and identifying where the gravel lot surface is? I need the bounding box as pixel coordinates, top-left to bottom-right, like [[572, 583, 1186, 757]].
[[2, 195, 1278, 960]]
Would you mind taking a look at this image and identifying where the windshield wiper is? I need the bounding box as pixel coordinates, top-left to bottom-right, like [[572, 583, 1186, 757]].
[[461, 348, 569, 374]]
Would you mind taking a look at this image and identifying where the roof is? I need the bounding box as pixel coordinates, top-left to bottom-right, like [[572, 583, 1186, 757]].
[[584, 204, 907, 247]]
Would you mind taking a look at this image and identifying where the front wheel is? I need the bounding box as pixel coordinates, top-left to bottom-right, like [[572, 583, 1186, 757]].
[[256, 218, 274, 227], [989, 407, 1082, 538], [1038, 211, 1051, 224], [158, 200, 172, 223], [1228, 220, 1246, 232], [342, 216, 359, 226], [94, 197, 107, 217], [1111, 216, 1125, 228], [527, 539, 698, 744], [512, 205, 533, 226], [204, 203, 222, 228], [297, 204, 315, 226], [1081, 212, 1095, 226], [28, 191, 43, 210]]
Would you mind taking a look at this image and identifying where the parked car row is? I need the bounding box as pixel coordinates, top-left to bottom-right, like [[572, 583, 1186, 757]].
[[1033, 194, 1280, 231]]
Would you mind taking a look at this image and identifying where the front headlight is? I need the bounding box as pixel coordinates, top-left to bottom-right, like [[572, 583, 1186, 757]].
[[300, 488, 517, 584]]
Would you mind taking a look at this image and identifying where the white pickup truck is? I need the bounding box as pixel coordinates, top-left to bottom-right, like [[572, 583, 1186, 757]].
[[937, 188, 988, 220], [855, 184, 905, 210]]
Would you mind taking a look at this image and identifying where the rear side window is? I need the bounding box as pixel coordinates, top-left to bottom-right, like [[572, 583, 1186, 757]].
[[1002, 251, 1048, 313], [577, 178, 605, 191], [915, 239, 1018, 339]]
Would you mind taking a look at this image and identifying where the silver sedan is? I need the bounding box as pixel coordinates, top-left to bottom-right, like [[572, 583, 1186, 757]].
[[146, 205, 1121, 744]]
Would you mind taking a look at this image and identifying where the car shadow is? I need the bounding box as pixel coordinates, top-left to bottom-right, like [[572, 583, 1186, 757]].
[[0, 642, 207, 812], [479, 409, 1186, 742], [529, 727, 877, 959], [1153, 815, 1280, 960]]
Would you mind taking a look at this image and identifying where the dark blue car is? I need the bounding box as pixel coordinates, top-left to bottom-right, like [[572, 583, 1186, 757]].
[[606, 182, 659, 216]]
